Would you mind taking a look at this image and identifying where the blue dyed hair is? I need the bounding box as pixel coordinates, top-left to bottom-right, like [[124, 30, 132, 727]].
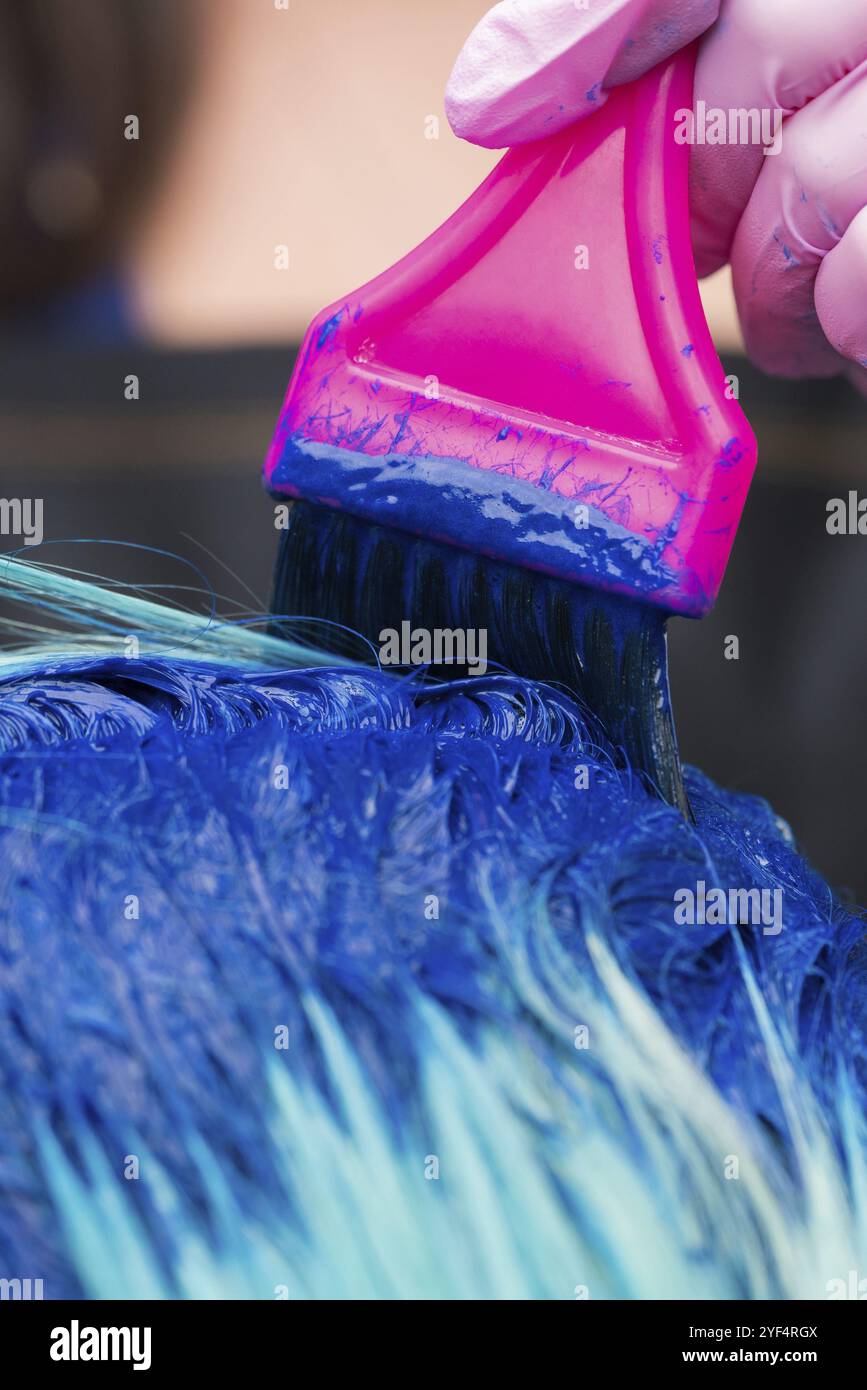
[[0, 557, 865, 1299]]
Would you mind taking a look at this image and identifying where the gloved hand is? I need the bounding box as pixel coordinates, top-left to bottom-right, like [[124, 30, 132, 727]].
[[446, 0, 867, 385]]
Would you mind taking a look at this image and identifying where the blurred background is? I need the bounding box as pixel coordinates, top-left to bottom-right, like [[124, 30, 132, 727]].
[[0, 0, 864, 897]]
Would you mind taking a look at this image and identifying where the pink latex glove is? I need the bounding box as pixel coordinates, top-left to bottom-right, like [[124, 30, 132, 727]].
[[445, 0, 867, 385]]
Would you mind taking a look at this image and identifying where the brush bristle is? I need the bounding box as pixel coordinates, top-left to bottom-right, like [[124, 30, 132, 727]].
[[270, 501, 689, 815]]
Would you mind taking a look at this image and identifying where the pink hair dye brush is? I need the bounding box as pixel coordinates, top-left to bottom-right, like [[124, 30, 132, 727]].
[[265, 50, 756, 814]]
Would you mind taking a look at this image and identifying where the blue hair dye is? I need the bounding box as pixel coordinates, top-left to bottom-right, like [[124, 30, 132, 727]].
[[0, 563, 864, 1299]]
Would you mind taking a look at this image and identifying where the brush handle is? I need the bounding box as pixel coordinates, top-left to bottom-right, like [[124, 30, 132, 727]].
[[267, 49, 756, 618]]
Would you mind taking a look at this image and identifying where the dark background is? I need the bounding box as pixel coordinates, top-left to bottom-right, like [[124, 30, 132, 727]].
[[1, 345, 864, 901]]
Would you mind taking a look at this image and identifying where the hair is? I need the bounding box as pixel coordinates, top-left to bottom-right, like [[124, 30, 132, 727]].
[[0, 0, 196, 313], [0, 556, 865, 1299]]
